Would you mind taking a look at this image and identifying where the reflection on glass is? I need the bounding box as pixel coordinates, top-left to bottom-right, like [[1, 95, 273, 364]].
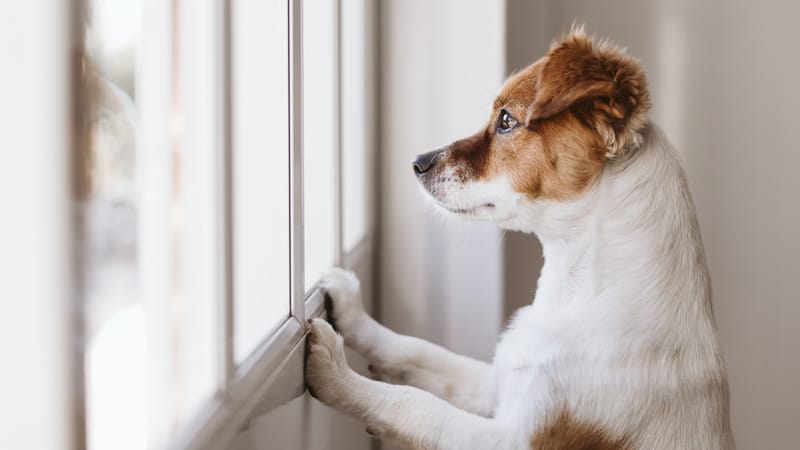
[[82, 1, 145, 449], [231, 0, 291, 364]]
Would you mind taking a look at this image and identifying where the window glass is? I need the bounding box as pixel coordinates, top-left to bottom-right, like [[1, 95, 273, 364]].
[[303, 0, 338, 289], [341, 0, 369, 251], [84, 0, 227, 445], [231, 0, 291, 363], [82, 0, 146, 448]]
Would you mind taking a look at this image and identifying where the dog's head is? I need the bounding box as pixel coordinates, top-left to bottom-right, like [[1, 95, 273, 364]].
[[414, 28, 650, 231]]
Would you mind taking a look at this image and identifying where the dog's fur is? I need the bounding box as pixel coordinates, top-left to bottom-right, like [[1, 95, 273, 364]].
[[305, 28, 735, 449]]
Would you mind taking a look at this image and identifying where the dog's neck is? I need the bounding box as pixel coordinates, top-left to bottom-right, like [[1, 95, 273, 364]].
[[525, 124, 713, 320]]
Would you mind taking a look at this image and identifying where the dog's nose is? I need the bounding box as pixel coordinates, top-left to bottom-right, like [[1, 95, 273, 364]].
[[412, 151, 438, 176]]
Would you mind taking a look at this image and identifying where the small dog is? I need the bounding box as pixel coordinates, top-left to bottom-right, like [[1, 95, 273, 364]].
[[305, 28, 735, 449]]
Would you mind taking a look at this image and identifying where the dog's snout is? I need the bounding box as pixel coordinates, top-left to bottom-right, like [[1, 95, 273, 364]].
[[412, 151, 438, 176]]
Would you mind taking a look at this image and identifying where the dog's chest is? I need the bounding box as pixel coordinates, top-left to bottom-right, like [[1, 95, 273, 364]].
[[494, 305, 565, 369], [494, 306, 563, 416]]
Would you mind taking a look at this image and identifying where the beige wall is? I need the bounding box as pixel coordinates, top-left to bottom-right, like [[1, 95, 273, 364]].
[[505, 1, 800, 448], [378, 0, 506, 362], [377, 2, 505, 448]]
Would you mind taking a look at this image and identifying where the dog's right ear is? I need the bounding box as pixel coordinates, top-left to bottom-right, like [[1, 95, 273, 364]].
[[526, 28, 651, 157]]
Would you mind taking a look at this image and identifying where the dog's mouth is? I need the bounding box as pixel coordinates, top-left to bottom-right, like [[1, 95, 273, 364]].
[[446, 202, 496, 215]]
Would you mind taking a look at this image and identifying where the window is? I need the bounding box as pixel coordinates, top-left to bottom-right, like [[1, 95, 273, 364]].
[[340, 0, 371, 252], [303, 0, 371, 291], [76, 0, 374, 449], [303, 0, 339, 291], [231, 0, 291, 364]]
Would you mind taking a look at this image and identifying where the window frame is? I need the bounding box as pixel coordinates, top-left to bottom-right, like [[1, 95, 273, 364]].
[[162, 0, 377, 448], [4, 0, 375, 447], [166, 0, 304, 446]]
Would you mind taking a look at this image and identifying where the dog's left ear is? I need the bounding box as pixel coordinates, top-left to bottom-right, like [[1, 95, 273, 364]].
[[527, 28, 651, 157]]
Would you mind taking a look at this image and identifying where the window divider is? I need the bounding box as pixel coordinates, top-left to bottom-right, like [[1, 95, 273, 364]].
[[218, 0, 235, 394], [290, 0, 306, 323], [334, 0, 345, 267]]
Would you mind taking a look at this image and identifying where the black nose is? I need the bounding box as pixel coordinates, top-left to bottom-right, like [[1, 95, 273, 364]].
[[412, 151, 438, 176]]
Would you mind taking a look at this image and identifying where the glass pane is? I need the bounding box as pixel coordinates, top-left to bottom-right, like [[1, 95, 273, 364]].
[[82, 0, 146, 448], [232, 0, 291, 363], [84, 0, 224, 445], [341, 0, 369, 251], [303, 0, 338, 289]]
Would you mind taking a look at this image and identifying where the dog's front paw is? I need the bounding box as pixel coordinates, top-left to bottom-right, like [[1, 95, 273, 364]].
[[319, 268, 366, 336], [305, 318, 356, 407]]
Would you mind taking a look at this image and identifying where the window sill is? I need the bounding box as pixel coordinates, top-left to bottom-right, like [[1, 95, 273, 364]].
[[171, 306, 318, 450]]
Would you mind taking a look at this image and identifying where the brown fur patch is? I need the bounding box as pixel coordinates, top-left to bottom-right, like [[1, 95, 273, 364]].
[[487, 110, 606, 200], [530, 409, 630, 450], [444, 130, 492, 181], [428, 28, 650, 202], [527, 27, 651, 156]]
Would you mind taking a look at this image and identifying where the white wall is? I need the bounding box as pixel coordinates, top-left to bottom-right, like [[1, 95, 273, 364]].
[[377, 2, 505, 447], [0, 2, 79, 449], [505, 1, 800, 448], [378, 0, 506, 364]]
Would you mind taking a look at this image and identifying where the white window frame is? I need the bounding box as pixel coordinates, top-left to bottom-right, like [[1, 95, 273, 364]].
[[2, 0, 375, 447], [174, 0, 376, 446], [169, 0, 309, 446], [101, 0, 376, 448]]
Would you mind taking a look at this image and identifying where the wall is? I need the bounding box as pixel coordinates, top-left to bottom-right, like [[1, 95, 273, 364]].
[[376, 2, 506, 448], [378, 0, 506, 364], [0, 1, 79, 448], [377, 1, 505, 446], [505, 1, 800, 448]]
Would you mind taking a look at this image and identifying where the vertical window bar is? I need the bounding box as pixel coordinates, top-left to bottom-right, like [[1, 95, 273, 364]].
[[289, 0, 305, 322], [71, 0, 87, 447], [219, 0, 235, 391], [334, 0, 344, 267]]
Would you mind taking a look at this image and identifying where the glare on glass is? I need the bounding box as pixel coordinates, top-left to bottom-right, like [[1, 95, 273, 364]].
[[231, 0, 291, 364], [341, 0, 369, 251], [82, 1, 145, 448], [303, 0, 339, 290]]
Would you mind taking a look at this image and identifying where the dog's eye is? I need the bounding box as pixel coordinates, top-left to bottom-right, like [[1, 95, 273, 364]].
[[497, 109, 518, 133]]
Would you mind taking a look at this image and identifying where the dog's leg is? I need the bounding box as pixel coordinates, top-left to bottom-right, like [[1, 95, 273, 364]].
[[306, 319, 515, 450], [319, 269, 495, 417]]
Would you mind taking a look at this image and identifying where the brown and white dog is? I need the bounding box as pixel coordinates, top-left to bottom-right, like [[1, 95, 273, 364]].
[[305, 28, 735, 449]]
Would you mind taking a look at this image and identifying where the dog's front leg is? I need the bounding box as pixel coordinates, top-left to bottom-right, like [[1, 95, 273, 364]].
[[319, 269, 495, 416], [305, 319, 515, 450]]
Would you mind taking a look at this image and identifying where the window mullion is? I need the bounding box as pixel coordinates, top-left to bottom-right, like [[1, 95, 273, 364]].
[[334, 0, 344, 267], [218, 0, 235, 393], [290, 0, 306, 322]]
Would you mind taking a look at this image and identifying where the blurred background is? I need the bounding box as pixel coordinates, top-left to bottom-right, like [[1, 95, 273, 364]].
[[1, 1, 798, 449]]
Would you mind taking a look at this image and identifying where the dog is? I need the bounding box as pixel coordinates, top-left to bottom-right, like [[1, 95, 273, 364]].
[[305, 27, 735, 449]]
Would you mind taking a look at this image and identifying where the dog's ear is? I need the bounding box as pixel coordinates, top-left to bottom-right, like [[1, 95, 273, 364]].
[[526, 27, 651, 157]]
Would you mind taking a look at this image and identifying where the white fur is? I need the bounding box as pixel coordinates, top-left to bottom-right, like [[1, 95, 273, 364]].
[[419, 168, 523, 222], [305, 124, 735, 449]]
